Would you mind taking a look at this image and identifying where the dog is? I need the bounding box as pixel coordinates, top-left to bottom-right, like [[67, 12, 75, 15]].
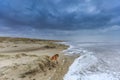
[[50, 54, 59, 64]]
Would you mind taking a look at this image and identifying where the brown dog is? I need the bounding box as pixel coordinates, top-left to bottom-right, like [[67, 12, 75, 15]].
[[50, 54, 59, 64]]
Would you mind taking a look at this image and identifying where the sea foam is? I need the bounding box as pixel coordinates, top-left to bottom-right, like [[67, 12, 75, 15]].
[[63, 42, 120, 80]]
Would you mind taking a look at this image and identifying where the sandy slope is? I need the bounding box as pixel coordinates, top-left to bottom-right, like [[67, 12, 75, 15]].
[[0, 37, 75, 80]]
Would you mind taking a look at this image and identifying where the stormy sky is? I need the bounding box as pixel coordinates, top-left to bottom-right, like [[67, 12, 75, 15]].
[[0, 0, 120, 42]]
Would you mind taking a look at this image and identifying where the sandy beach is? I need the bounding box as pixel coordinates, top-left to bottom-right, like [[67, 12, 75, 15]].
[[0, 37, 76, 80]]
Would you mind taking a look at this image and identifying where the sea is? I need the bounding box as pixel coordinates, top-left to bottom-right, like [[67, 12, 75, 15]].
[[62, 42, 120, 80]]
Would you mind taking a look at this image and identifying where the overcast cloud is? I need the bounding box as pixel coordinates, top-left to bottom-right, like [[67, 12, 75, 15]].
[[0, 0, 120, 41]]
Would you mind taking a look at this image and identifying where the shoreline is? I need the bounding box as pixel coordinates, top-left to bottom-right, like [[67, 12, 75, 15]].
[[0, 37, 76, 80]]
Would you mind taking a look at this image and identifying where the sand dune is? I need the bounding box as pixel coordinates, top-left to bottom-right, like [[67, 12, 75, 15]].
[[0, 37, 75, 80]]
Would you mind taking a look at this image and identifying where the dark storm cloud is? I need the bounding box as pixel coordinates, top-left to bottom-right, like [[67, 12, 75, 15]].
[[0, 0, 120, 30]]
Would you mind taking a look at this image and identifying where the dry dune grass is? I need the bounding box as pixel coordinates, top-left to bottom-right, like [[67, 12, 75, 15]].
[[0, 37, 61, 44], [0, 55, 58, 80], [19, 55, 53, 78], [0, 37, 68, 50]]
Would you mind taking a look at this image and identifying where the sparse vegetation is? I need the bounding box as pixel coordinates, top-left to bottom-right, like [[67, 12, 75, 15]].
[[43, 42, 68, 50], [19, 55, 56, 78], [0, 54, 9, 58], [15, 53, 38, 58], [0, 37, 68, 50], [0, 37, 60, 44], [15, 53, 28, 58]]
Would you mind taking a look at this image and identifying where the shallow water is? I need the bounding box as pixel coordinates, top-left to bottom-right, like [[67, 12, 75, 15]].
[[63, 42, 120, 80]]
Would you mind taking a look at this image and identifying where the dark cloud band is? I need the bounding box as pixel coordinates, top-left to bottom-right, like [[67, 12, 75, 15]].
[[0, 0, 120, 30]]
